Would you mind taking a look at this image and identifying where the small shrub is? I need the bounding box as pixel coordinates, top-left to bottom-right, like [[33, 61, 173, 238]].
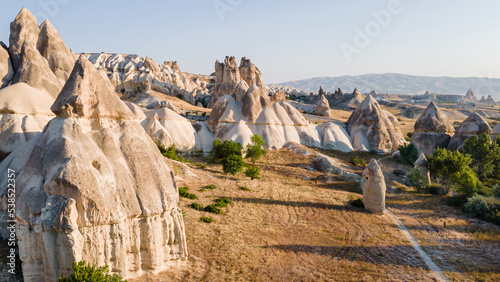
[[427, 184, 448, 196], [179, 187, 197, 199], [190, 202, 203, 211], [407, 131, 413, 138], [445, 195, 468, 207], [59, 261, 126, 282], [397, 144, 419, 165], [407, 169, 428, 192], [177, 94, 184, 100], [493, 185, 500, 198], [187, 193, 198, 200], [204, 184, 217, 190], [464, 195, 500, 220], [204, 205, 223, 214], [200, 216, 214, 223], [350, 198, 364, 208], [221, 154, 245, 175], [202, 112, 207, 116], [350, 156, 367, 167], [215, 197, 232, 208], [245, 134, 266, 165], [245, 165, 261, 180], [240, 186, 251, 191]]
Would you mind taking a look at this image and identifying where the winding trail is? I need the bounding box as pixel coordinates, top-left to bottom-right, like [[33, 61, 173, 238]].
[[386, 208, 449, 282]]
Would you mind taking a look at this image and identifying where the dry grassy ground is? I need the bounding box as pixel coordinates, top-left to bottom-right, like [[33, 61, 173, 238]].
[[135, 148, 500, 281]]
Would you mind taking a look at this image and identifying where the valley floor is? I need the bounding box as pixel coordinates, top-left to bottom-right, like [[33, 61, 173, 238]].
[[133, 148, 499, 281]]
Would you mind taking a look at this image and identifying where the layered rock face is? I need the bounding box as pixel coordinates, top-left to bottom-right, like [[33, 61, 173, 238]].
[[82, 53, 212, 105], [346, 95, 405, 153], [448, 112, 492, 151], [0, 43, 14, 88], [207, 57, 353, 151], [411, 102, 455, 156], [0, 56, 188, 281], [362, 159, 386, 215]]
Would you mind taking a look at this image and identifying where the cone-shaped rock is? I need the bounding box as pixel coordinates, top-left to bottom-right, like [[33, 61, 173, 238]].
[[37, 19, 76, 85], [346, 95, 405, 152], [0, 55, 188, 280], [486, 95, 496, 103], [239, 57, 264, 89], [51, 56, 135, 119], [210, 56, 241, 108], [362, 159, 386, 215], [314, 93, 331, 117], [464, 88, 477, 102], [411, 102, 455, 156], [8, 8, 40, 70], [11, 42, 62, 97], [448, 112, 492, 151], [414, 153, 431, 186]]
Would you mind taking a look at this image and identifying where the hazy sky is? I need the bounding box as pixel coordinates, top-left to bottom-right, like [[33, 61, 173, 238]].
[[1, 0, 499, 84]]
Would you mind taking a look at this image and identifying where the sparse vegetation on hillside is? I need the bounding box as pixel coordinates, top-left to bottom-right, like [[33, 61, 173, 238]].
[[397, 143, 419, 165], [59, 261, 126, 282]]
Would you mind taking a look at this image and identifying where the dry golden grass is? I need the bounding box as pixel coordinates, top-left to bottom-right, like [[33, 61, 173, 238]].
[[147, 90, 211, 113], [134, 148, 499, 281]]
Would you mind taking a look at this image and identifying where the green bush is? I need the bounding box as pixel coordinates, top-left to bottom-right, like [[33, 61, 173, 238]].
[[179, 187, 197, 200], [221, 154, 245, 175], [462, 133, 500, 181], [187, 193, 198, 200], [190, 202, 203, 211], [209, 139, 243, 164], [445, 195, 468, 207], [59, 261, 126, 282], [392, 169, 406, 176], [493, 185, 500, 198], [350, 156, 366, 167], [215, 197, 232, 208], [244, 165, 261, 180], [204, 184, 217, 190], [407, 169, 428, 192], [240, 186, 250, 191], [397, 144, 419, 165], [350, 198, 364, 208], [204, 205, 223, 214], [154, 141, 183, 162], [200, 216, 214, 223], [426, 184, 448, 196], [464, 195, 500, 220], [202, 112, 207, 117]]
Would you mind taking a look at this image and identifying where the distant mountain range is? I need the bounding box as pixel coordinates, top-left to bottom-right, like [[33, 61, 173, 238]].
[[278, 73, 500, 100]]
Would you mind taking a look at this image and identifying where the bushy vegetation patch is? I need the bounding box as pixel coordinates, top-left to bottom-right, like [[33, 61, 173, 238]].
[[59, 261, 126, 282]]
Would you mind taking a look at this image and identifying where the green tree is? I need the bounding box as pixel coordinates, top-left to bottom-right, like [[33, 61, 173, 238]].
[[462, 133, 500, 181], [245, 134, 266, 165], [397, 143, 419, 165], [407, 168, 428, 192], [428, 148, 481, 197], [244, 165, 261, 180], [59, 261, 126, 282], [221, 154, 245, 175], [209, 139, 243, 164]]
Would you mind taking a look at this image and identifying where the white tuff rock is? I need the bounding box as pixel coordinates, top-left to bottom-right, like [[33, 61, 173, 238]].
[[362, 159, 386, 215]]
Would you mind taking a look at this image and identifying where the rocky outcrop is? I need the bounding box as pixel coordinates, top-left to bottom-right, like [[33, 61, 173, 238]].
[[0, 83, 55, 155], [346, 95, 405, 153], [11, 42, 63, 98], [486, 95, 496, 103], [414, 153, 430, 186], [448, 112, 492, 151], [270, 90, 286, 103], [463, 88, 477, 103], [0, 56, 188, 281], [314, 91, 331, 117], [8, 8, 40, 70], [362, 159, 386, 215], [492, 124, 500, 140], [239, 57, 264, 89], [411, 102, 455, 156], [480, 96, 486, 102], [37, 19, 76, 85], [82, 53, 212, 104], [0, 43, 14, 88]]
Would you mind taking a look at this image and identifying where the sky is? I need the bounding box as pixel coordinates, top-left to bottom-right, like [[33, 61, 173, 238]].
[[1, 0, 499, 84]]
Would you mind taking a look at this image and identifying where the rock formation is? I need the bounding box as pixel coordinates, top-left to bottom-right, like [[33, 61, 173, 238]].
[[463, 88, 477, 102], [314, 91, 331, 117], [492, 124, 500, 141], [0, 56, 188, 281], [207, 57, 354, 150], [239, 57, 264, 89], [0, 42, 14, 88], [270, 90, 286, 103], [318, 86, 327, 96], [37, 19, 76, 85], [448, 112, 492, 151], [362, 159, 386, 215], [486, 95, 496, 103], [480, 96, 486, 102], [8, 8, 40, 69], [346, 95, 405, 153], [411, 102, 455, 156], [414, 153, 431, 186], [334, 87, 343, 96]]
